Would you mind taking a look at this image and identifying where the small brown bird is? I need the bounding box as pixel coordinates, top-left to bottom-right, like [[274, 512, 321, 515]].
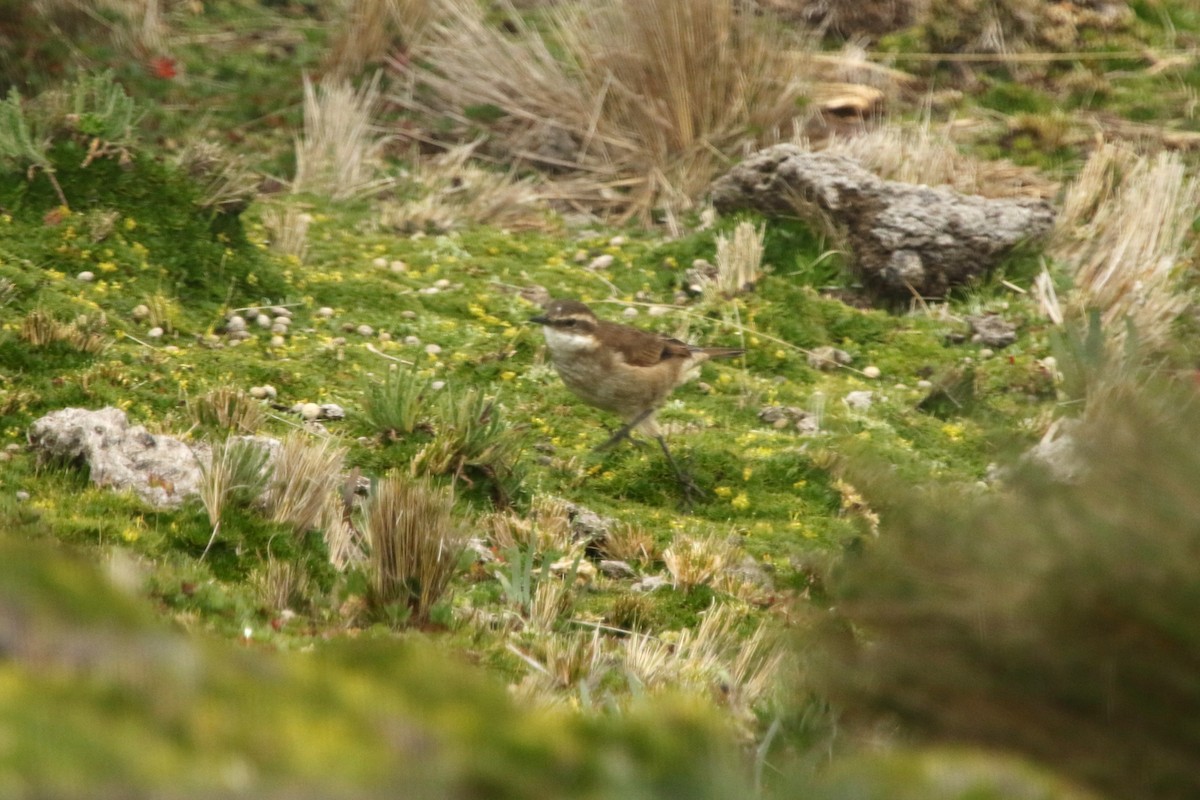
[[530, 299, 743, 500]]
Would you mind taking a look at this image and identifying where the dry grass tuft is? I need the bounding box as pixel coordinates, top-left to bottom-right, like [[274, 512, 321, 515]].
[[396, 0, 811, 221], [293, 72, 393, 200], [380, 143, 542, 233], [482, 495, 575, 555], [261, 204, 312, 262], [663, 532, 739, 591], [822, 118, 1059, 199], [323, 0, 435, 79], [196, 437, 271, 559], [20, 310, 109, 354], [176, 139, 259, 214], [621, 603, 783, 729], [597, 521, 658, 565], [252, 556, 312, 613], [262, 433, 348, 538], [708, 220, 765, 299], [1050, 143, 1199, 349], [363, 474, 467, 625], [189, 386, 265, 434]]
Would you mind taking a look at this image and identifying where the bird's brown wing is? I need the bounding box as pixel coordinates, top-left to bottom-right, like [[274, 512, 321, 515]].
[[599, 321, 693, 367]]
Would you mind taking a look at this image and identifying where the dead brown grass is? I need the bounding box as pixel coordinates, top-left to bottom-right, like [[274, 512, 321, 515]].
[[395, 0, 812, 222], [1050, 143, 1199, 349]]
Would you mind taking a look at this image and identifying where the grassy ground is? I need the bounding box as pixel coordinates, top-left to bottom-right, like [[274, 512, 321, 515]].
[[1, 1, 1198, 797]]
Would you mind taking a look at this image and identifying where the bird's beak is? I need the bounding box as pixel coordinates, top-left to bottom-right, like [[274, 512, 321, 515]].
[[528, 314, 550, 325]]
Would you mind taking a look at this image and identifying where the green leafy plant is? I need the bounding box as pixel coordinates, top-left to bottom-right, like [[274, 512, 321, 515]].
[[362, 363, 431, 440]]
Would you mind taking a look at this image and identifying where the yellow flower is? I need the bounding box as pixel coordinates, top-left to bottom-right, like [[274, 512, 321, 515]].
[[124, 217, 137, 230], [941, 422, 965, 442], [97, 261, 117, 273], [742, 466, 753, 482], [731, 492, 750, 511], [714, 486, 732, 498], [500, 371, 516, 381]]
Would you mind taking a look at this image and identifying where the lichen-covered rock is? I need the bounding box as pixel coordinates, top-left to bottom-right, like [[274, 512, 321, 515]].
[[710, 145, 1056, 299], [27, 407, 279, 509]]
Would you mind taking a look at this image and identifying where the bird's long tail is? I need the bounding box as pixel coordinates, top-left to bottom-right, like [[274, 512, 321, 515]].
[[695, 347, 745, 360]]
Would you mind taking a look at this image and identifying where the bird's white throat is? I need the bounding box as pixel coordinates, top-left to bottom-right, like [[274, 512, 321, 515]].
[[541, 325, 599, 355]]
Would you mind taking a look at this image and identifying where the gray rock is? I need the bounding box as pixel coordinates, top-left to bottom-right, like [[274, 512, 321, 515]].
[[843, 390, 875, 411], [28, 407, 203, 509], [968, 314, 1018, 348], [631, 575, 670, 593], [711, 145, 1055, 299], [807, 346, 852, 370], [598, 559, 636, 578], [27, 408, 286, 510]]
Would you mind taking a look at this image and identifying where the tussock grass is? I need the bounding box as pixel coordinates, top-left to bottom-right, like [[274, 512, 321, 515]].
[[363, 474, 467, 625], [1051, 143, 1199, 349], [622, 603, 783, 730], [812, 383, 1200, 800], [176, 140, 259, 214], [823, 118, 1058, 198], [19, 310, 109, 354], [663, 532, 739, 591], [709, 220, 765, 299], [380, 143, 542, 233], [252, 556, 312, 613], [196, 437, 271, 560], [262, 433, 348, 539], [261, 204, 312, 262], [397, 0, 810, 221], [293, 73, 393, 201], [189, 386, 265, 434], [323, 0, 435, 79]]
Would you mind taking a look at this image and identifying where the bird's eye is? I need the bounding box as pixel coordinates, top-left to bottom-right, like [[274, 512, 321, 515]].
[[563, 319, 576, 327]]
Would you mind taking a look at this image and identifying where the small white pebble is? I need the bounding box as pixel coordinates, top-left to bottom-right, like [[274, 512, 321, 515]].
[[862, 365, 881, 379], [431, 380, 446, 391], [330, 336, 346, 347], [163, 345, 179, 354], [226, 315, 247, 332], [372, 257, 387, 268], [433, 278, 451, 289], [356, 324, 374, 337], [270, 306, 292, 318], [147, 326, 164, 339], [692, 258, 713, 270], [316, 307, 334, 318], [424, 343, 442, 355], [16, 490, 30, 502], [609, 235, 626, 247], [404, 335, 421, 346], [389, 260, 406, 273], [270, 335, 285, 347], [917, 379, 933, 389], [262, 385, 277, 400], [4, 444, 20, 454], [131, 304, 150, 320], [271, 323, 288, 335], [299, 403, 322, 420], [647, 305, 669, 317], [249, 386, 268, 399], [255, 314, 271, 329], [0, 452, 9, 463], [76, 271, 95, 282], [622, 307, 639, 318], [420, 287, 440, 295], [979, 348, 995, 359], [273, 316, 291, 327], [378, 331, 391, 342], [588, 254, 614, 270], [243, 626, 253, 641], [400, 310, 417, 320], [573, 250, 587, 263]]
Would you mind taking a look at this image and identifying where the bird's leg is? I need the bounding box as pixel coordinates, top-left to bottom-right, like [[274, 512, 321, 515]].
[[593, 408, 655, 453], [655, 435, 704, 508]]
